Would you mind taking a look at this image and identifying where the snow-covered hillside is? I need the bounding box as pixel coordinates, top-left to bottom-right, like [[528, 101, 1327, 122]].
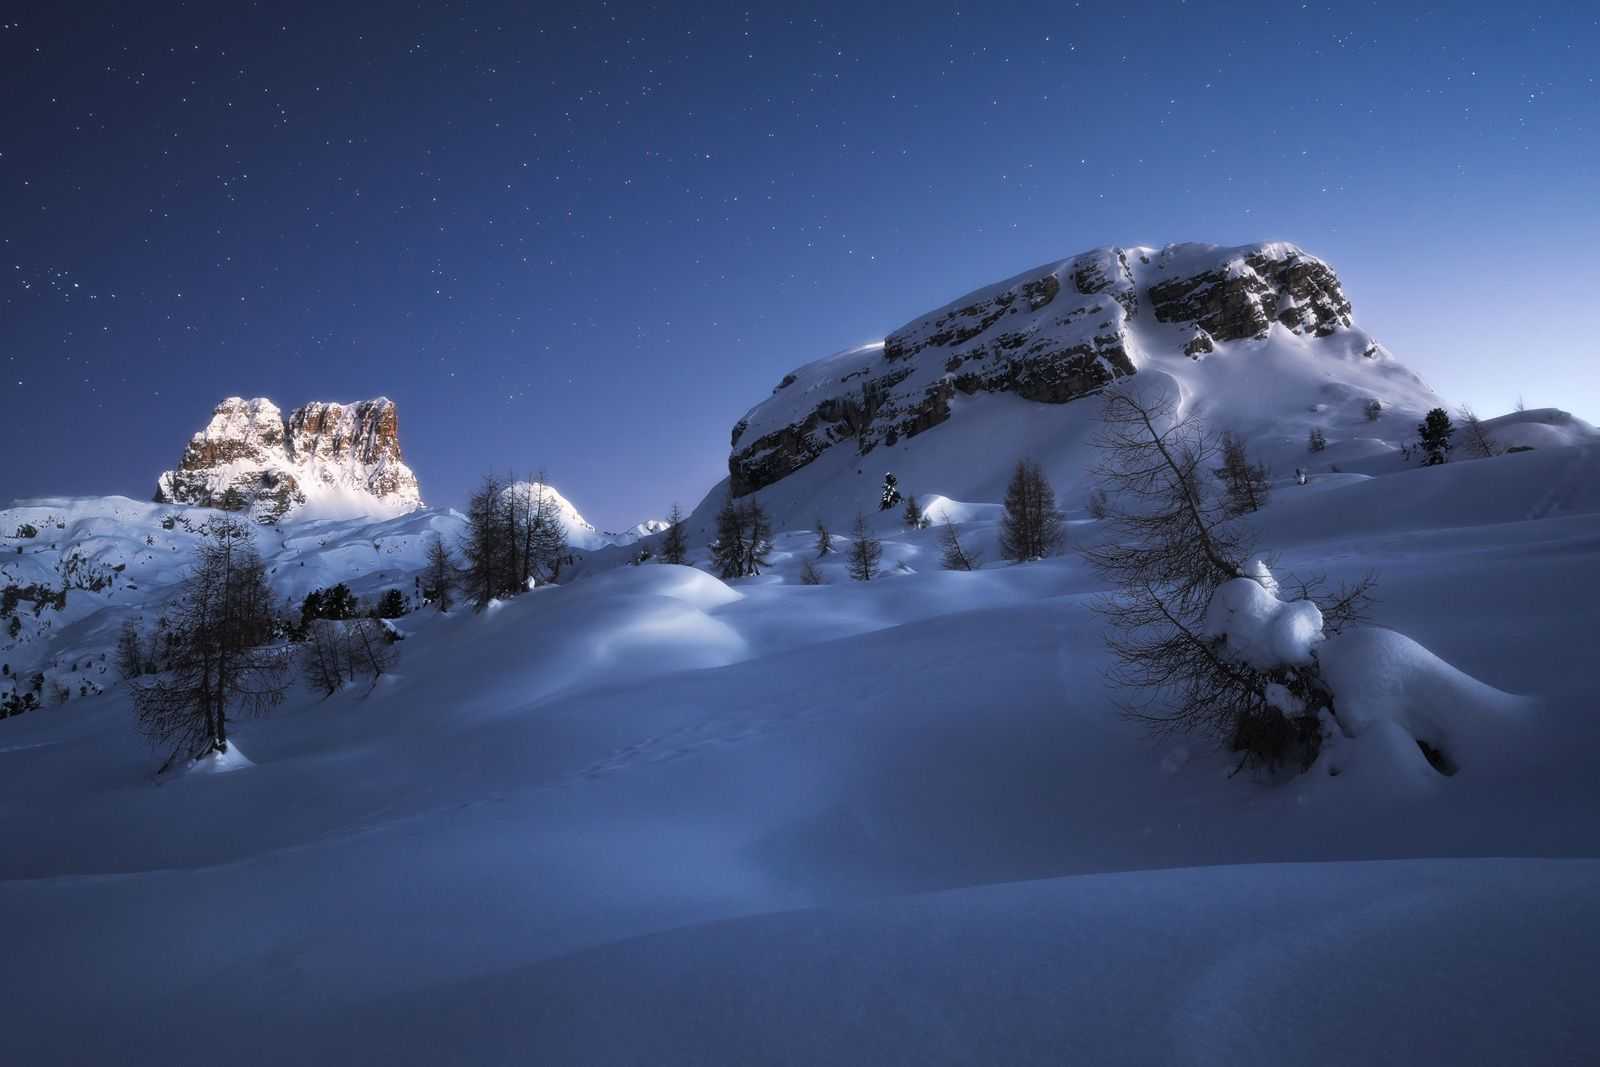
[[3, 241, 1600, 1064], [2, 437, 1599, 1064], [689, 241, 1566, 540], [0, 480, 658, 709]]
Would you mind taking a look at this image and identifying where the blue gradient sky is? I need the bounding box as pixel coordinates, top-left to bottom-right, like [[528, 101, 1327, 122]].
[[3, 2, 1596, 528]]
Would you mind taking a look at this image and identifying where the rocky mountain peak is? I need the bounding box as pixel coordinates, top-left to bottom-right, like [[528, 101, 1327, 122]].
[[155, 395, 422, 520], [727, 241, 1362, 496]]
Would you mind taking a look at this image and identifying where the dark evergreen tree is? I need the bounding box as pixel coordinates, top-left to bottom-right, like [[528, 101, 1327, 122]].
[[1418, 407, 1455, 465], [848, 513, 881, 581], [1307, 428, 1327, 453], [659, 503, 689, 565], [878, 473, 901, 511], [375, 589, 408, 619], [999, 460, 1064, 562], [219, 485, 247, 512]]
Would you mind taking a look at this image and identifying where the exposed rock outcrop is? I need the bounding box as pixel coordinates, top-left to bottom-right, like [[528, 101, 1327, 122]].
[[155, 396, 422, 519], [727, 242, 1357, 496]]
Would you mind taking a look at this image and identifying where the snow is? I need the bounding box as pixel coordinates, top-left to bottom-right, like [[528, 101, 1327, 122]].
[[3, 443, 1598, 1064], [1204, 563, 1324, 669], [4, 247, 1600, 1063]]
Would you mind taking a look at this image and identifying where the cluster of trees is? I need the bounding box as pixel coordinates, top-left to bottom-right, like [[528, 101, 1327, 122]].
[[462, 475, 572, 606], [302, 617, 396, 695], [118, 518, 419, 771], [711, 496, 774, 579]]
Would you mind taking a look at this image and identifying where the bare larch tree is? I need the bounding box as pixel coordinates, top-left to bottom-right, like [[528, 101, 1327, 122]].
[[131, 518, 288, 769]]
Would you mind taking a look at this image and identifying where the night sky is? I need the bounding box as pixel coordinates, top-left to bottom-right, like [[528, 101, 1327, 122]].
[[4, 1, 1596, 529]]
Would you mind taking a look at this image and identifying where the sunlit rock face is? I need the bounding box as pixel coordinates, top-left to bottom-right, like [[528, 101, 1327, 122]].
[[155, 396, 422, 520], [727, 241, 1356, 496]]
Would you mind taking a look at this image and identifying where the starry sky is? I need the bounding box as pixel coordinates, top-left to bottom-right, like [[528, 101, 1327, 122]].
[[3, 1, 1597, 529]]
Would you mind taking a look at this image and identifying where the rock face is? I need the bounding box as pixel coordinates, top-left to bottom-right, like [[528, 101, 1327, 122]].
[[156, 397, 422, 519], [728, 241, 1356, 496]]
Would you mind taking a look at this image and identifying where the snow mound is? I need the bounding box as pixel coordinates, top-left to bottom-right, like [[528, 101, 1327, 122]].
[[1319, 625, 1528, 779], [1204, 565, 1324, 669], [917, 495, 1002, 526], [182, 742, 254, 776]]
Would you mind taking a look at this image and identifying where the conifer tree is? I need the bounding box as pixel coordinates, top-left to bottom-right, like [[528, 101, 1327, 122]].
[[1418, 408, 1455, 465], [423, 533, 455, 611], [1307, 428, 1327, 453], [711, 495, 745, 580], [1217, 432, 1271, 517], [740, 499, 774, 576], [999, 460, 1063, 562], [902, 494, 923, 528], [848, 513, 881, 581], [879, 473, 901, 511], [660, 503, 689, 565]]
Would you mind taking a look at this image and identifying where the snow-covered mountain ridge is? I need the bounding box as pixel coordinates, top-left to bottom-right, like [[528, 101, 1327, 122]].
[[729, 242, 1385, 497], [155, 396, 423, 520]]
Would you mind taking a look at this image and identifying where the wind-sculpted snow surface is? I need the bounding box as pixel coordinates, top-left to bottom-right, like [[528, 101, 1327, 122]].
[[3, 437, 1600, 1064]]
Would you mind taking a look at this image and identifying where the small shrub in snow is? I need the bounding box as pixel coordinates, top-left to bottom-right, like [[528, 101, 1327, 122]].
[[1364, 398, 1383, 421], [14, 524, 37, 539], [798, 558, 825, 585], [1307, 427, 1327, 453]]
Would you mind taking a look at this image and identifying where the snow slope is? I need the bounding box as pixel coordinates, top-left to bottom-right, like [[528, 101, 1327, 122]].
[[2, 438, 1599, 1064]]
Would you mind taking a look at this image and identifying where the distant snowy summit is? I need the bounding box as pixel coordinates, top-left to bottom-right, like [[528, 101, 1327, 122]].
[[499, 480, 665, 550], [155, 396, 423, 520], [728, 242, 1377, 495]]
